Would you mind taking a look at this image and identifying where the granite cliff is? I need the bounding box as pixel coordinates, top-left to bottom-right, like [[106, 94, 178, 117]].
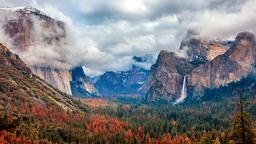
[[188, 32, 256, 96], [0, 7, 98, 97], [146, 32, 253, 102]]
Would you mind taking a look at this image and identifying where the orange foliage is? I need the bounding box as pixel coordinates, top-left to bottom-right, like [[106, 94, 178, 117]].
[[86, 115, 108, 134], [123, 104, 131, 110], [145, 132, 152, 144], [109, 117, 128, 134], [81, 98, 112, 109], [155, 134, 192, 144], [30, 104, 68, 123], [0, 131, 33, 144], [125, 129, 134, 139], [171, 135, 192, 144], [136, 126, 144, 142], [86, 115, 128, 135]]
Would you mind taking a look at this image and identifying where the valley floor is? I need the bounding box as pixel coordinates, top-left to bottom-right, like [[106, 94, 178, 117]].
[[1, 89, 256, 144]]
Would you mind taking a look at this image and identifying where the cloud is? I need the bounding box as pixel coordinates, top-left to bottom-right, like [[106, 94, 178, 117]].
[[0, 0, 256, 76], [187, 0, 256, 39]]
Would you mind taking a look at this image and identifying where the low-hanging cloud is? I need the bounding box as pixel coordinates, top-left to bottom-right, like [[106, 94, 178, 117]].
[[0, 0, 256, 76]]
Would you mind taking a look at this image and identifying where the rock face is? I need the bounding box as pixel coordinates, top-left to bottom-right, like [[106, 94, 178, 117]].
[[31, 66, 72, 95], [70, 67, 100, 97], [0, 7, 98, 97], [188, 32, 256, 94], [179, 30, 230, 64], [146, 31, 251, 102], [0, 7, 70, 93], [95, 65, 149, 97], [1, 7, 65, 52], [145, 51, 193, 101]]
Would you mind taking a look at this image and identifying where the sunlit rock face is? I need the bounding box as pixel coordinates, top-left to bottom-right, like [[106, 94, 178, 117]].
[[31, 66, 72, 94], [0, 7, 97, 96], [188, 32, 256, 94]]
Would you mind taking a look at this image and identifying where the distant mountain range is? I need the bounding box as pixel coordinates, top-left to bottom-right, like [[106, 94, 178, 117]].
[[1, 7, 256, 103], [94, 65, 149, 97]]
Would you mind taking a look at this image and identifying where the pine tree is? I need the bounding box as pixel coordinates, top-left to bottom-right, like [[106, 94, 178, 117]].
[[229, 91, 256, 144]]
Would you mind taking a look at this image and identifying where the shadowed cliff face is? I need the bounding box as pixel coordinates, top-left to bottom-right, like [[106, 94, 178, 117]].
[[146, 32, 254, 102], [188, 32, 256, 95]]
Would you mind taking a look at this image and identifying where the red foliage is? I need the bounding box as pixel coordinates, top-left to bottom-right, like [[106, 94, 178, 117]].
[[145, 132, 152, 144], [0, 131, 33, 144], [125, 129, 134, 139], [136, 126, 144, 142], [109, 117, 128, 134], [29, 104, 68, 123], [154, 134, 192, 144], [86, 115, 128, 135], [86, 115, 108, 134], [80, 98, 111, 109]]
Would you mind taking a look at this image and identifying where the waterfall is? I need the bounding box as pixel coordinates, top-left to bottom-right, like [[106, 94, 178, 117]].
[[174, 75, 187, 104]]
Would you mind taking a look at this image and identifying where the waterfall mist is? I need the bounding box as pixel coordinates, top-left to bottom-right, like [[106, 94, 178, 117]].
[[174, 75, 187, 104]]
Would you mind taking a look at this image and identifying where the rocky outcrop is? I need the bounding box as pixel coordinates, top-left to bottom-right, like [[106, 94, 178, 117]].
[[146, 32, 253, 102], [146, 51, 193, 101], [31, 66, 72, 95], [70, 66, 100, 97], [188, 32, 256, 94], [2, 7, 65, 52], [179, 30, 230, 64]]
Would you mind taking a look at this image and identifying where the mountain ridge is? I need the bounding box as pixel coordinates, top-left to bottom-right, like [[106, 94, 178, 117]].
[[0, 43, 87, 112]]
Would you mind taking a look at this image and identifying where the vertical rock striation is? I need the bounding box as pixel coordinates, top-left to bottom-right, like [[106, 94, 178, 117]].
[[146, 31, 254, 102], [188, 32, 256, 95]]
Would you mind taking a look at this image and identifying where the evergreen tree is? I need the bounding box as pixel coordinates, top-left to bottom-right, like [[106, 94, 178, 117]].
[[229, 91, 256, 144]]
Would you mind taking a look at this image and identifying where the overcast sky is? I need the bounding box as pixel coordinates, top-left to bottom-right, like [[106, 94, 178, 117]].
[[1, 0, 256, 76]]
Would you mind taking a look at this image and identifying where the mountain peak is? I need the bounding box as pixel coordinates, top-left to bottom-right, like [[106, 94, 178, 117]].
[[235, 31, 255, 42]]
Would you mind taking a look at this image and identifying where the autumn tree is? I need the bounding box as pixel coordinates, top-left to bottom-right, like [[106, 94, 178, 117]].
[[145, 132, 152, 144]]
